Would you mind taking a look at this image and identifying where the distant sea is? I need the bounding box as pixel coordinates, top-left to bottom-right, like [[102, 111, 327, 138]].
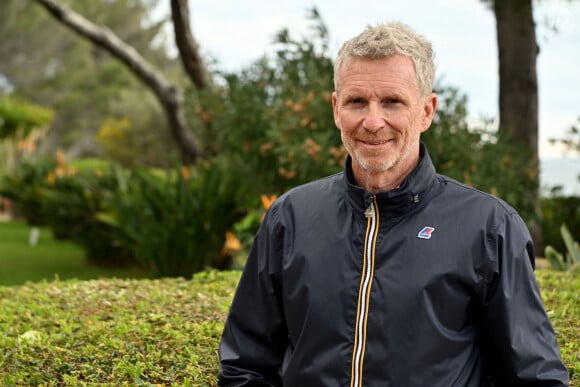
[[540, 158, 580, 196]]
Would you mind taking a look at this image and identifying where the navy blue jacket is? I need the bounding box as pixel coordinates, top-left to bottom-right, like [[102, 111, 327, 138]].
[[219, 144, 569, 386]]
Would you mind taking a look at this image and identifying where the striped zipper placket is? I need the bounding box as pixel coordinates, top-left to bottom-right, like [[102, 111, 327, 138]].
[[350, 196, 379, 387]]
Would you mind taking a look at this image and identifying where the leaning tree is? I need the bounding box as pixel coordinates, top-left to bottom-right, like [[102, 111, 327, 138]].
[[34, 0, 213, 164]]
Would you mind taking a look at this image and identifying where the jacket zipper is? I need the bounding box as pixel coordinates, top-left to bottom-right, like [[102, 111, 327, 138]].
[[350, 195, 379, 387]]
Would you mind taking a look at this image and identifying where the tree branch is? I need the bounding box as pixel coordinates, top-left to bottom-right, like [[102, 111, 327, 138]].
[[34, 0, 202, 164], [171, 0, 213, 90]]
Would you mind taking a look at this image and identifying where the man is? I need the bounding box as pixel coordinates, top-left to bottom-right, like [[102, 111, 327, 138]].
[[219, 22, 569, 386]]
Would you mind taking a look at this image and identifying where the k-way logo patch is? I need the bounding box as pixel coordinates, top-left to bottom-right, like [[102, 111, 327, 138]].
[[417, 226, 435, 239]]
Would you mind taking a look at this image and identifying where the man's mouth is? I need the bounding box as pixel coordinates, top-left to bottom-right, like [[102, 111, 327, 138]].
[[360, 139, 391, 146]]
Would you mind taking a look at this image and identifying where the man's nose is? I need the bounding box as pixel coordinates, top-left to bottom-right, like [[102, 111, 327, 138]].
[[362, 103, 386, 132]]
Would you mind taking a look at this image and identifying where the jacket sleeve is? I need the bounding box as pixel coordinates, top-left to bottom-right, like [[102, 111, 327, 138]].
[[218, 205, 288, 386], [480, 212, 569, 386]]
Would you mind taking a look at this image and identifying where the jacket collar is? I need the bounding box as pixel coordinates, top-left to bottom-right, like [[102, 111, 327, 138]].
[[344, 142, 437, 219]]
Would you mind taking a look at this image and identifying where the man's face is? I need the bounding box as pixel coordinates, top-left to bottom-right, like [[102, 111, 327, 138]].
[[332, 55, 437, 180]]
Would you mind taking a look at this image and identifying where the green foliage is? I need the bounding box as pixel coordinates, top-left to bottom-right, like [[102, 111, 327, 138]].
[[198, 8, 342, 200], [42, 168, 137, 267], [226, 194, 277, 268], [0, 271, 239, 385], [69, 157, 116, 173], [1, 155, 247, 276], [535, 270, 580, 381], [0, 154, 136, 266], [0, 96, 54, 139], [95, 95, 178, 167], [542, 196, 580, 254], [545, 224, 580, 272], [0, 270, 577, 384], [1, 154, 245, 277], [101, 160, 243, 278], [0, 156, 56, 226]]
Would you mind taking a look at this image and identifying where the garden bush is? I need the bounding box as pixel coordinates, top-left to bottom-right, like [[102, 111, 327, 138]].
[[0, 154, 137, 267], [0, 153, 244, 276], [0, 155, 57, 226], [42, 165, 137, 267], [0, 96, 54, 140], [0, 270, 577, 385], [101, 160, 244, 277], [542, 195, 580, 254]]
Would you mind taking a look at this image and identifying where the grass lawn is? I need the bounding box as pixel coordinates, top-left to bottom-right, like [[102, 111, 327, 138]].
[[0, 220, 146, 286]]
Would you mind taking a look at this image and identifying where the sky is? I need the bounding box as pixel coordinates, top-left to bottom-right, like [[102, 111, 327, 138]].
[[175, 0, 580, 193]]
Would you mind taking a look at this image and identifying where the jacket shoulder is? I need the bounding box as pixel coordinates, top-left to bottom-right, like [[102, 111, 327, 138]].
[[265, 172, 344, 225], [436, 174, 519, 216], [277, 172, 344, 204]]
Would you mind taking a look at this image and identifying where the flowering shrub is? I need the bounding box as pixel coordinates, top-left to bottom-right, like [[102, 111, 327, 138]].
[[223, 194, 277, 268], [84, 158, 245, 277], [0, 156, 56, 226], [43, 166, 136, 267]]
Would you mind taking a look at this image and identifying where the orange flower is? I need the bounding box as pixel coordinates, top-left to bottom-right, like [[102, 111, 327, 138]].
[[181, 166, 190, 180], [55, 166, 66, 177], [329, 146, 347, 166], [25, 140, 36, 153], [305, 91, 315, 103], [17, 139, 36, 153], [199, 111, 212, 124], [278, 167, 297, 180], [259, 142, 274, 156], [305, 138, 321, 160], [525, 167, 538, 180], [56, 149, 66, 167], [260, 194, 278, 210], [47, 172, 56, 186], [222, 231, 241, 255]]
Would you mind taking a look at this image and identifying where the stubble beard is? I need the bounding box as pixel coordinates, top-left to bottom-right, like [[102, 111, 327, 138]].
[[343, 132, 417, 175]]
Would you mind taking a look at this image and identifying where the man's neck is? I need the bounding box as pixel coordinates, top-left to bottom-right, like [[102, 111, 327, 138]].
[[352, 158, 419, 194]]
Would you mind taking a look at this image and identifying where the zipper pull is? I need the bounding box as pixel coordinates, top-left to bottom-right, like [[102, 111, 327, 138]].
[[365, 202, 375, 218], [364, 204, 374, 218], [364, 195, 376, 218]]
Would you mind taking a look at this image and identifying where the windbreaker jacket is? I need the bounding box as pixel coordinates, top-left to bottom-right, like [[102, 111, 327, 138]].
[[219, 144, 569, 386]]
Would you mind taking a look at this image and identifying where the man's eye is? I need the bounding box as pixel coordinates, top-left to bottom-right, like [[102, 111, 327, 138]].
[[384, 98, 400, 104], [348, 98, 365, 105]]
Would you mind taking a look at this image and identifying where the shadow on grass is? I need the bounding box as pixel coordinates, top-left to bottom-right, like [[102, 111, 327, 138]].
[[0, 220, 148, 286]]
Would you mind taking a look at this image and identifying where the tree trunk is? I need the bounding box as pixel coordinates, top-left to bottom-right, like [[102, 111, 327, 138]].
[[494, 0, 538, 153], [34, 0, 203, 164], [494, 0, 543, 251]]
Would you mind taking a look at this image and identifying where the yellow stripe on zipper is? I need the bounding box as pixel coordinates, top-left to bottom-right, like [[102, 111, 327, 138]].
[[350, 196, 379, 387]]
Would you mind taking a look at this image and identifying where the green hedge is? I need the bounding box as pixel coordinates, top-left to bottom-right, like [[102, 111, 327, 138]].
[[0, 270, 577, 385]]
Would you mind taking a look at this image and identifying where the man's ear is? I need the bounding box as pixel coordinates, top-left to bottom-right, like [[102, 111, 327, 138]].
[[332, 91, 341, 129], [421, 92, 438, 133]]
